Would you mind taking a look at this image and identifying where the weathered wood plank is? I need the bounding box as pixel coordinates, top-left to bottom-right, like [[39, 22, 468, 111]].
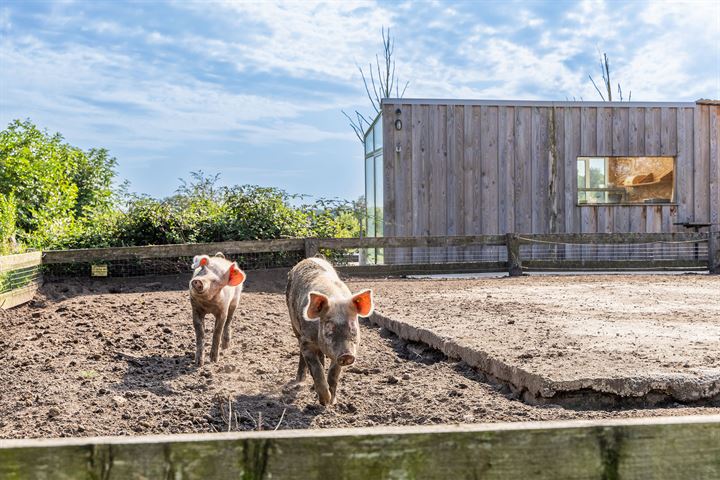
[[564, 107, 581, 260], [709, 105, 720, 234], [552, 107, 565, 235], [514, 107, 532, 233], [613, 206, 631, 233], [597, 206, 613, 234], [317, 235, 507, 249], [645, 107, 661, 156], [498, 106, 515, 238], [612, 107, 629, 155], [0, 281, 41, 310], [694, 104, 711, 222], [629, 107, 645, 156], [0, 251, 42, 272], [629, 206, 648, 258], [676, 107, 694, 221], [445, 105, 461, 262], [530, 107, 548, 258], [429, 104, 448, 261], [481, 106, 500, 259], [42, 239, 306, 264], [1, 416, 719, 480], [597, 106, 612, 156], [464, 105, 482, 260], [661, 107, 678, 155], [397, 104, 416, 261], [580, 107, 597, 156], [411, 104, 426, 262], [382, 104, 395, 240]]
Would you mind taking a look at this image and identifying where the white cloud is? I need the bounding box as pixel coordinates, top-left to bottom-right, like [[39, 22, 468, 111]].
[[0, 33, 349, 152], [176, 0, 395, 81]]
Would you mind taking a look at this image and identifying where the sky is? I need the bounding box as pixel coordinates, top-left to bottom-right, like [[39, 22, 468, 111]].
[[1, 0, 719, 202]]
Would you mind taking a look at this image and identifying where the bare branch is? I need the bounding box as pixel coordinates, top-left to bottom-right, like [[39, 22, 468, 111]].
[[341, 110, 365, 142], [589, 74, 606, 101], [359, 65, 380, 114], [345, 26, 408, 143]]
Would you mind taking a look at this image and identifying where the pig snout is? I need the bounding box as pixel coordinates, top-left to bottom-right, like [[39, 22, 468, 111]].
[[191, 279, 204, 293], [337, 353, 355, 366]]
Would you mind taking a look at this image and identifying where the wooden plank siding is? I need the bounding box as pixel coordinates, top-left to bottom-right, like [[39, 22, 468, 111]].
[[381, 100, 715, 263], [2, 416, 720, 480]]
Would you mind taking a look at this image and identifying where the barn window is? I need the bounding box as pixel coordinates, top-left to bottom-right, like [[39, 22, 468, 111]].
[[577, 156, 675, 205]]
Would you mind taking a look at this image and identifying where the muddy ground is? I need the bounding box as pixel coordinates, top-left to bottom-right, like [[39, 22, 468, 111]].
[[1, 270, 719, 439]]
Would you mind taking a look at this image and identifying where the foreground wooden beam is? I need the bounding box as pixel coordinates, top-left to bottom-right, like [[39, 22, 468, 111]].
[[1, 416, 719, 479]]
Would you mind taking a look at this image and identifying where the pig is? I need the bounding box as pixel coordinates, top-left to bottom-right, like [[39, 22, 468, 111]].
[[286, 257, 374, 405], [189, 252, 246, 366]]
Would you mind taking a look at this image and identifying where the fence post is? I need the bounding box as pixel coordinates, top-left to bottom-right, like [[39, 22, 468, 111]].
[[304, 238, 319, 259], [506, 233, 522, 276], [709, 232, 719, 274]]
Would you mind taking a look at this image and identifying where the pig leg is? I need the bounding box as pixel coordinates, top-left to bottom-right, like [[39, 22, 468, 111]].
[[296, 354, 307, 382], [327, 361, 342, 405], [192, 309, 205, 367], [302, 347, 331, 405], [209, 313, 227, 362], [221, 303, 237, 350]]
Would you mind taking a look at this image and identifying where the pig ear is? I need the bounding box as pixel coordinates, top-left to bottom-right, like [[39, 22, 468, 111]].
[[192, 255, 210, 269], [351, 289, 374, 317], [227, 263, 246, 286], [304, 292, 329, 320]]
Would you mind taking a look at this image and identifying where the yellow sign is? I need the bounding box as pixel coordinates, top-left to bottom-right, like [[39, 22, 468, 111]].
[[91, 264, 108, 277]]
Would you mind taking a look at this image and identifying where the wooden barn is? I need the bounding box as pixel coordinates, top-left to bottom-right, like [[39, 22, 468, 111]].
[[362, 99, 719, 263]]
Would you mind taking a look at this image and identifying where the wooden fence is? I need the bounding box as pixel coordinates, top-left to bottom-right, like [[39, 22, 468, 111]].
[[0, 251, 42, 310], [1, 232, 718, 310], [1, 415, 719, 479]]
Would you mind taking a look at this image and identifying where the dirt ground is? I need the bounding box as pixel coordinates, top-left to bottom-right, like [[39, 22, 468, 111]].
[[370, 274, 720, 405], [1, 270, 719, 439]]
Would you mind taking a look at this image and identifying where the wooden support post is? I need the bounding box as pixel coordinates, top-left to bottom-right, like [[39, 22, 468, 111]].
[[304, 238, 319, 259], [506, 233, 522, 276], [709, 232, 719, 274]]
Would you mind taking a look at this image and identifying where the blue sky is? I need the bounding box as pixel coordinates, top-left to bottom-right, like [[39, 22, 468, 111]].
[[1, 0, 719, 202]]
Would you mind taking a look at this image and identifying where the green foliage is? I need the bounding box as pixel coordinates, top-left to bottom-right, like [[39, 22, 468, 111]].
[[0, 119, 118, 249], [0, 192, 18, 255], [107, 173, 361, 247], [1, 121, 362, 253]]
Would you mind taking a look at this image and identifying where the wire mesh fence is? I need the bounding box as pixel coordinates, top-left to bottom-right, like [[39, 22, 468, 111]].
[[42, 250, 306, 279], [13, 232, 718, 284], [0, 264, 43, 295], [355, 246, 508, 265], [517, 236, 711, 271]]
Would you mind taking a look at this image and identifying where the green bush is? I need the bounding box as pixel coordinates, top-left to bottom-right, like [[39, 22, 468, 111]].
[[1, 121, 362, 253], [0, 120, 118, 250], [0, 192, 18, 255]]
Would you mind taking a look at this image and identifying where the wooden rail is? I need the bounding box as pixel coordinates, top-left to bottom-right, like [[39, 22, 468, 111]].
[[1, 416, 718, 479], [0, 251, 42, 273], [42, 238, 306, 264], [0, 251, 43, 310]]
